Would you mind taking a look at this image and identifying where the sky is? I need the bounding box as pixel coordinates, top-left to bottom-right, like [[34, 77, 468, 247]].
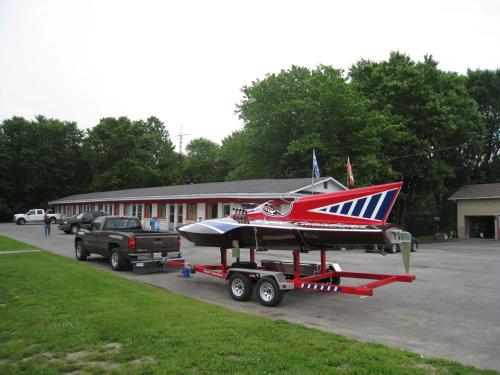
[[1, 0, 499, 152]]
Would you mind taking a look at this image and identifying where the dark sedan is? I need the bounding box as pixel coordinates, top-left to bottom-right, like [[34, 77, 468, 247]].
[[58, 211, 107, 234]]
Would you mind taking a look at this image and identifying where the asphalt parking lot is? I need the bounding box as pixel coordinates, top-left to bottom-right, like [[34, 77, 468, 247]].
[[1, 223, 499, 371]]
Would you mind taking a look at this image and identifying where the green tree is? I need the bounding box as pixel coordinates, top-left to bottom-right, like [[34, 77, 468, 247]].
[[230, 65, 396, 184], [466, 69, 500, 182], [83, 116, 178, 191], [350, 52, 485, 227], [0, 116, 87, 219], [183, 138, 228, 183]]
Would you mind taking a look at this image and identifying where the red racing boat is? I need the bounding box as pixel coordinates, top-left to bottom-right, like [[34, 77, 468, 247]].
[[177, 182, 404, 251]]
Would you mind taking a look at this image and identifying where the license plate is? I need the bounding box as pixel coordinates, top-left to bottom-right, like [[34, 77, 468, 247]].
[[153, 252, 162, 259]]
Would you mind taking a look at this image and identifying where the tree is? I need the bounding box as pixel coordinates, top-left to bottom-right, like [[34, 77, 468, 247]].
[[466, 69, 500, 182], [349, 52, 486, 228], [0, 116, 87, 218], [183, 138, 228, 183], [230, 65, 396, 184], [83, 116, 178, 191]]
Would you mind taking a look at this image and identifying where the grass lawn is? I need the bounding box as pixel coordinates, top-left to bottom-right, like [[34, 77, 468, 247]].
[[0, 235, 38, 251], [0, 237, 496, 374]]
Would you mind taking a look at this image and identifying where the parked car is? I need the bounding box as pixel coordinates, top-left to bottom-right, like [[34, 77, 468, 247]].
[[365, 236, 418, 254], [58, 211, 107, 234], [13, 209, 62, 225], [74, 216, 182, 271], [384, 236, 418, 253]]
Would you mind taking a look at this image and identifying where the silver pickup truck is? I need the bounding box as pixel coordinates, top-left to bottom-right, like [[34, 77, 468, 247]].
[[74, 216, 182, 271]]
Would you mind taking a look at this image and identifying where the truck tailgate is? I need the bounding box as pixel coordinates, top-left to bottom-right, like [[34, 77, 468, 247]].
[[135, 232, 179, 253]]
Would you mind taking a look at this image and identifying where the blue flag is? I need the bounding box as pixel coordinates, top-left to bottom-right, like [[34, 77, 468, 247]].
[[313, 149, 320, 178]]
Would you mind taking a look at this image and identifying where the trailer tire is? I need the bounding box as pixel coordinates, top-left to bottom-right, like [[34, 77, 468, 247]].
[[228, 273, 253, 301], [256, 276, 284, 307]]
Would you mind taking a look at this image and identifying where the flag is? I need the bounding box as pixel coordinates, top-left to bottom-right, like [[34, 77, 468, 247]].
[[347, 157, 355, 187], [312, 149, 320, 178]]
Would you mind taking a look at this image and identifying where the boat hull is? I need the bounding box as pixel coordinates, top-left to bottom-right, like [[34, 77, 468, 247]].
[[177, 218, 398, 250]]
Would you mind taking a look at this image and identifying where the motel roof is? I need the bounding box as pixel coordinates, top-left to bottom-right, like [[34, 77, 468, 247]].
[[49, 177, 345, 204]]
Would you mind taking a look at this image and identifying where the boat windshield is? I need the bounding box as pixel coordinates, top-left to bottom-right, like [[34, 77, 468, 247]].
[[260, 201, 291, 216]]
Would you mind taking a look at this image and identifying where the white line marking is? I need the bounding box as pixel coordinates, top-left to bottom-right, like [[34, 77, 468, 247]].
[[0, 250, 41, 255]]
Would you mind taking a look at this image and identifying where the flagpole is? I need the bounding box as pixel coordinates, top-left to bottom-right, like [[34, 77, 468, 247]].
[[346, 156, 349, 190], [311, 153, 314, 195]]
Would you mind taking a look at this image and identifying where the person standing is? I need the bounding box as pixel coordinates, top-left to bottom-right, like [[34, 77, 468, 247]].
[[43, 213, 51, 237]]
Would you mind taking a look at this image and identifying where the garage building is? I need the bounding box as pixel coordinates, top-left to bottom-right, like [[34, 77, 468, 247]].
[[449, 183, 500, 240], [49, 177, 345, 230]]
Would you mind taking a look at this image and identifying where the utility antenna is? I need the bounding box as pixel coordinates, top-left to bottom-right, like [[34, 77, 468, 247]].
[[177, 125, 190, 155]]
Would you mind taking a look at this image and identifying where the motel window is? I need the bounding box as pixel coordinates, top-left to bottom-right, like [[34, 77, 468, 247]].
[[177, 205, 184, 224], [187, 204, 197, 221], [131, 204, 143, 220], [103, 204, 113, 215], [159, 204, 166, 219], [223, 204, 231, 216], [145, 204, 152, 218], [207, 204, 218, 219], [169, 205, 175, 223]]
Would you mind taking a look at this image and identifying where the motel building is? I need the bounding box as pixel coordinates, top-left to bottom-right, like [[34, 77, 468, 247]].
[[49, 177, 345, 230]]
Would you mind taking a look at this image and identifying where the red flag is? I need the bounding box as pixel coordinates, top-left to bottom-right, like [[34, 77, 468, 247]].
[[347, 157, 355, 187]]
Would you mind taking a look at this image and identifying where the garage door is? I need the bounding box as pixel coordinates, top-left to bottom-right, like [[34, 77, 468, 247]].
[[466, 216, 495, 239]]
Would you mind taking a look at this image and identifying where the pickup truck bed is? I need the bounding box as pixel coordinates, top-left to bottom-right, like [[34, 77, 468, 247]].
[[74, 216, 181, 271]]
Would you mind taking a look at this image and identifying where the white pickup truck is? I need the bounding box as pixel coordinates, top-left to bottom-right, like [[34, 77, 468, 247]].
[[13, 209, 62, 225]]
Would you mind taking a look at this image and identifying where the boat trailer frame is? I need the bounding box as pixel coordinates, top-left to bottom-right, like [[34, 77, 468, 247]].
[[166, 247, 415, 306]]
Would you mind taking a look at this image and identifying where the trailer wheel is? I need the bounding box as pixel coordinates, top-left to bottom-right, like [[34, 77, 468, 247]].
[[228, 273, 253, 301], [256, 277, 284, 307]]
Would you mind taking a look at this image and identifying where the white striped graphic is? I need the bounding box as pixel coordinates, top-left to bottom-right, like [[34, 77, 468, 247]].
[[370, 191, 387, 219], [309, 189, 396, 222]]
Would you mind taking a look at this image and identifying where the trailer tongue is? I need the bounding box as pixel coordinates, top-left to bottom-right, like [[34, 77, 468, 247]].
[[166, 247, 415, 307]]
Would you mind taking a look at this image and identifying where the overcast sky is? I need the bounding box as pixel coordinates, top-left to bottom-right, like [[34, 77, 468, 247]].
[[1, 0, 499, 151]]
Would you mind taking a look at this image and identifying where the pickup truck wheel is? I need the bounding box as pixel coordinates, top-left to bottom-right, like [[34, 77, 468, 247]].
[[110, 248, 126, 271], [70, 224, 79, 234], [50, 217, 57, 224], [228, 273, 253, 301], [75, 240, 87, 261], [17, 218, 26, 225], [256, 277, 284, 307]]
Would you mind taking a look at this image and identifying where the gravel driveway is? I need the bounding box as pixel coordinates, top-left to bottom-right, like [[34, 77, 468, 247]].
[[1, 223, 499, 371]]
